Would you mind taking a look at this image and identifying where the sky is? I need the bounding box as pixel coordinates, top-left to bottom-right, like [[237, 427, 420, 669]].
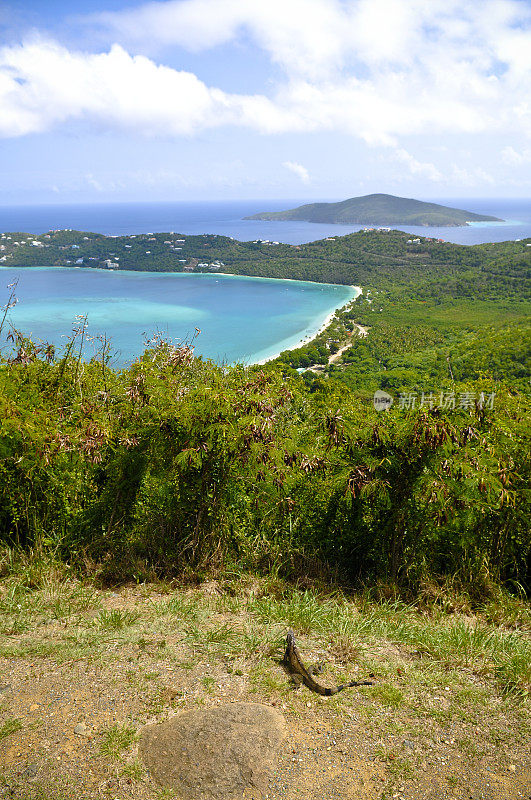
[[1, 0, 530, 205]]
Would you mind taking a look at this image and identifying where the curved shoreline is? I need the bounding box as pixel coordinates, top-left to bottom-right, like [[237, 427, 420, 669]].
[[252, 285, 362, 365], [1, 266, 360, 368]]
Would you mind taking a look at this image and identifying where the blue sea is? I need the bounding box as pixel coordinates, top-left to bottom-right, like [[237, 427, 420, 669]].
[[0, 267, 359, 367], [0, 197, 528, 367], [0, 197, 529, 245]]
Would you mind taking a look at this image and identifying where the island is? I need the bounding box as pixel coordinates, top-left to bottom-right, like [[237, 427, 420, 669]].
[[244, 193, 503, 227]]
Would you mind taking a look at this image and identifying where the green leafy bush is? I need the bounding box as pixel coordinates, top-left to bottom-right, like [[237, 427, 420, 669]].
[[0, 329, 528, 594]]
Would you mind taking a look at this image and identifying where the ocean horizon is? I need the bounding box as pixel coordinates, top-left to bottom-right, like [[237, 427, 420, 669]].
[[1, 197, 528, 369], [0, 198, 530, 246]]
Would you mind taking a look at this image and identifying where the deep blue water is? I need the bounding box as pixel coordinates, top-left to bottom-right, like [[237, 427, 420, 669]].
[[0, 198, 529, 245], [0, 267, 359, 367]]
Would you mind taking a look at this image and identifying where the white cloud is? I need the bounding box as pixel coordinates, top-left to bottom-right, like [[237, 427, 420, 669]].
[[93, 0, 348, 79], [0, 39, 238, 138], [92, 0, 531, 85], [393, 149, 443, 182], [85, 173, 104, 192], [283, 161, 310, 183], [501, 146, 531, 165], [383, 148, 498, 188], [450, 165, 495, 186], [0, 0, 529, 151]]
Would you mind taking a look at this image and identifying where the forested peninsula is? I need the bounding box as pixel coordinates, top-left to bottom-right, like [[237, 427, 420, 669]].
[[245, 193, 503, 226]]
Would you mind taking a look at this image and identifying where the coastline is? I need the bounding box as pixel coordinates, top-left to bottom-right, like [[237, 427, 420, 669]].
[[1, 200, 528, 249], [252, 285, 362, 365], [2, 266, 361, 368]]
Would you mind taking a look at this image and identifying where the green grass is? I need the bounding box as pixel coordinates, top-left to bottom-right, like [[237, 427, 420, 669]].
[[249, 663, 288, 696], [98, 722, 137, 760], [93, 608, 140, 630], [1, 568, 528, 700], [0, 557, 529, 709], [249, 589, 345, 633], [201, 676, 216, 693], [241, 625, 280, 657], [371, 684, 405, 708], [183, 621, 241, 655], [494, 650, 531, 700], [244, 586, 531, 702], [120, 758, 145, 780], [374, 744, 414, 778], [481, 592, 531, 629], [0, 626, 119, 662], [0, 717, 23, 740], [0, 576, 99, 635], [154, 594, 209, 621], [1, 548, 529, 800]]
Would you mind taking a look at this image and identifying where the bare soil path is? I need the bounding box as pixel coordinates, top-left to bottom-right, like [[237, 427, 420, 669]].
[[0, 581, 529, 800], [309, 324, 369, 374], [328, 324, 368, 365]]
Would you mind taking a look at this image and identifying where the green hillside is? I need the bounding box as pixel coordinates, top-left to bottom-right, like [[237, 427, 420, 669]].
[[245, 193, 503, 226], [1, 227, 529, 596]]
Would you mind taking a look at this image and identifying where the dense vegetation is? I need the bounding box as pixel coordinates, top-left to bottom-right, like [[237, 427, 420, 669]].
[[0, 331, 528, 594], [1, 226, 528, 287], [1, 227, 529, 596], [265, 232, 530, 399], [245, 193, 502, 225], [3, 227, 530, 390]]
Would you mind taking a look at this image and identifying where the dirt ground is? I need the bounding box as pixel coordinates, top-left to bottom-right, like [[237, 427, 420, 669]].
[[0, 584, 529, 800]]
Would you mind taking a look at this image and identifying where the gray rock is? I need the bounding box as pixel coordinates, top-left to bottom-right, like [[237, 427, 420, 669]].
[[139, 702, 286, 800], [74, 722, 89, 736], [21, 764, 38, 779]]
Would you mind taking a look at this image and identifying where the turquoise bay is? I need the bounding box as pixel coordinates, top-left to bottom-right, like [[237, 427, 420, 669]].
[[1, 267, 359, 367]]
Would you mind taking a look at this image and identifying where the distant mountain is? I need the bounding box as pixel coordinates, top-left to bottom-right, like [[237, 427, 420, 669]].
[[244, 194, 503, 227]]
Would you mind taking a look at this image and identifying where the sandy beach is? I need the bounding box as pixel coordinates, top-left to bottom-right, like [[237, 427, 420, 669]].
[[253, 286, 362, 365]]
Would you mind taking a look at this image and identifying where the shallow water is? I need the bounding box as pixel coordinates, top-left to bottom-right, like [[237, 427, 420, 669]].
[[1, 267, 359, 367]]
